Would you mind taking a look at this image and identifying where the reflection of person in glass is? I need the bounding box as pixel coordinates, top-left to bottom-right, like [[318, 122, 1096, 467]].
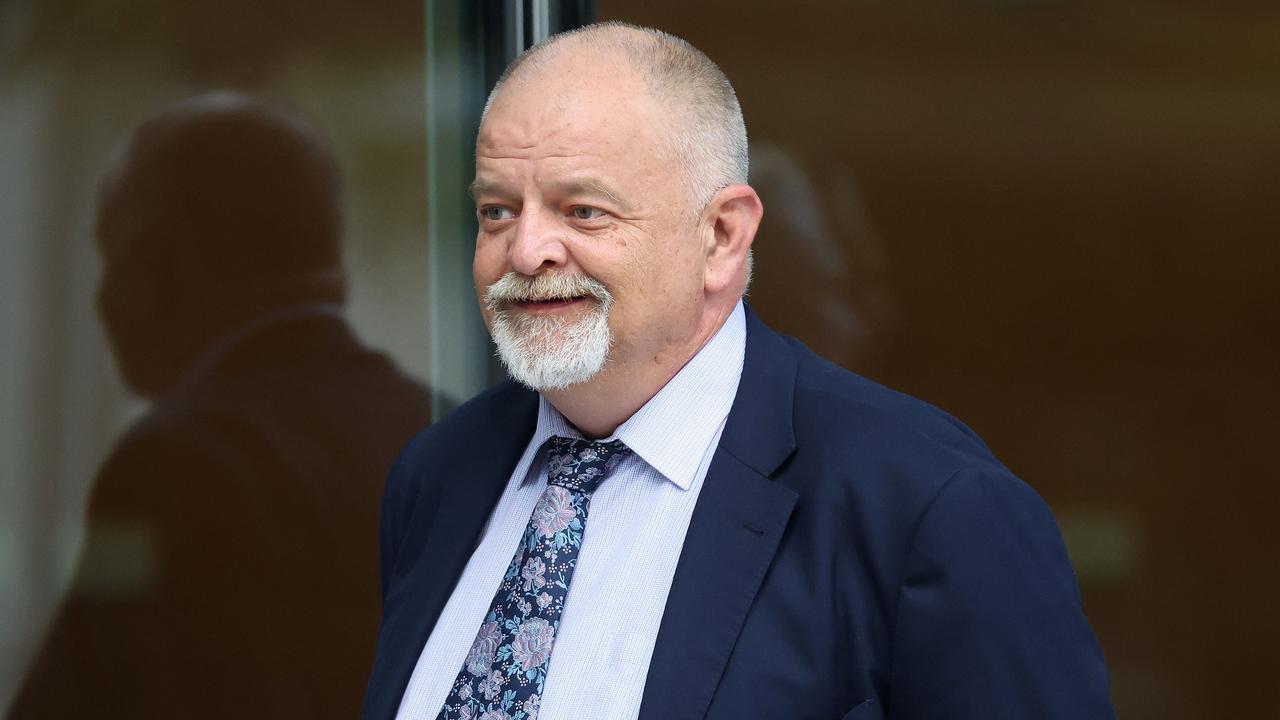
[[366, 23, 1114, 720], [13, 92, 431, 718]]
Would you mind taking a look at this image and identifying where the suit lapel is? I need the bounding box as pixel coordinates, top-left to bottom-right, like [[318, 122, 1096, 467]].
[[364, 385, 539, 720], [638, 307, 800, 720]]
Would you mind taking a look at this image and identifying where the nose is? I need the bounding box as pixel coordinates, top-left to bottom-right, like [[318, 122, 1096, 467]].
[[508, 206, 569, 276]]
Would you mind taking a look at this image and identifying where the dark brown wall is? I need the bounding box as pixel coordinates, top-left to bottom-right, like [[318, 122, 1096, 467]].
[[598, 1, 1280, 717]]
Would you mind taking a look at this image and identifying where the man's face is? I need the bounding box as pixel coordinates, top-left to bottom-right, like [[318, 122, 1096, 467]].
[[472, 55, 709, 390]]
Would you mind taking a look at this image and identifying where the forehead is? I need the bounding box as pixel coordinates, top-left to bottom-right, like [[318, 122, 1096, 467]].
[[477, 60, 671, 166]]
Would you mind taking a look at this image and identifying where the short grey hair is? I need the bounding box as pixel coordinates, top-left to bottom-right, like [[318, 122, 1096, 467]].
[[482, 21, 749, 218]]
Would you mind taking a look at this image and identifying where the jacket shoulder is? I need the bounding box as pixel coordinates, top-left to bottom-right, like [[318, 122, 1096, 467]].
[[773, 332, 1062, 568], [402, 380, 536, 459], [381, 381, 537, 524], [783, 335, 1002, 474]]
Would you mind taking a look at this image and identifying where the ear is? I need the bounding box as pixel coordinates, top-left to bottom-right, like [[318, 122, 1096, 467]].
[[702, 184, 763, 296]]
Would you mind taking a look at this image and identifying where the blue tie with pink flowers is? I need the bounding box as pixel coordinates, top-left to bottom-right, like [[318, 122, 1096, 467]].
[[435, 436, 631, 720]]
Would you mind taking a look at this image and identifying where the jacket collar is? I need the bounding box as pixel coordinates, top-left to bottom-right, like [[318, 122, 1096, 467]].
[[637, 305, 800, 720]]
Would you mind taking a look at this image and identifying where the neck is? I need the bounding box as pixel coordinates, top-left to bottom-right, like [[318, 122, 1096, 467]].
[[543, 300, 737, 439]]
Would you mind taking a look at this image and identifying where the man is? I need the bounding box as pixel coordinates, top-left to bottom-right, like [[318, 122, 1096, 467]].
[[13, 92, 431, 718], [365, 23, 1114, 720]]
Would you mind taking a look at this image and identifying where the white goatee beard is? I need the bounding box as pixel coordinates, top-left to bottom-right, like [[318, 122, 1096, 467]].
[[485, 272, 613, 391]]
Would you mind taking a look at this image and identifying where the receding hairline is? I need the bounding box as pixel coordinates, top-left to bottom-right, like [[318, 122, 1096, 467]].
[[483, 22, 738, 134], [491, 23, 673, 103]]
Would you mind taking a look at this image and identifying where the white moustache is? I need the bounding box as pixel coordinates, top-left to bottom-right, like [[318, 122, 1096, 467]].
[[485, 272, 612, 309]]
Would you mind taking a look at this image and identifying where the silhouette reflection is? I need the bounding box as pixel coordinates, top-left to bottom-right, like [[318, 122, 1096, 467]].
[[12, 92, 431, 718], [749, 141, 899, 374]]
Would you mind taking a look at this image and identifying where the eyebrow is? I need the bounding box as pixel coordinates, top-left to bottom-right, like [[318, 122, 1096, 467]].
[[467, 179, 501, 200], [556, 178, 627, 209], [467, 176, 631, 211]]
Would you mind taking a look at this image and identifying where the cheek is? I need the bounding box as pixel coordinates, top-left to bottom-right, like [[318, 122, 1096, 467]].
[[473, 238, 507, 288], [603, 260, 685, 328], [643, 239, 703, 299]]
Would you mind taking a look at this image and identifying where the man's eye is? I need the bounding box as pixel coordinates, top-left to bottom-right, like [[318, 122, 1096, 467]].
[[481, 206, 514, 221], [571, 207, 606, 221]]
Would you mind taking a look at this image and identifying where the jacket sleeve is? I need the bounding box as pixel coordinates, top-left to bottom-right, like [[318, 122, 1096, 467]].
[[888, 465, 1116, 719]]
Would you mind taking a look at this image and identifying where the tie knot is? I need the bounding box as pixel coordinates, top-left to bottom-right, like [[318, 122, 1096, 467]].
[[546, 436, 631, 494]]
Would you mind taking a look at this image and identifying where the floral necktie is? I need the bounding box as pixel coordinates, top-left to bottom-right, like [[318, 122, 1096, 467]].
[[435, 436, 631, 720]]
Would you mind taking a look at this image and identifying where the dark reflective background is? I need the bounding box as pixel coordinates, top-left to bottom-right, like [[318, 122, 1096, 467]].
[[10, 92, 431, 717], [3, 0, 1278, 718], [1, 1, 432, 716], [599, 1, 1280, 718]]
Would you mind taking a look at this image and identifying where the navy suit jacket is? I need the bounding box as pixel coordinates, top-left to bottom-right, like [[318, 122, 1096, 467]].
[[364, 308, 1115, 719]]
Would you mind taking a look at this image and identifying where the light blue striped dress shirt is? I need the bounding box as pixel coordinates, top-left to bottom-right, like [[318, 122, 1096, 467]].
[[395, 301, 747, 720]]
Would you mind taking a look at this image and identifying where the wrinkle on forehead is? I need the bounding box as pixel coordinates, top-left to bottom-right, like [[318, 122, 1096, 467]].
[[478, 121, 612, 159], [477, 111, 648, 164], [478, 151, 597, 161]]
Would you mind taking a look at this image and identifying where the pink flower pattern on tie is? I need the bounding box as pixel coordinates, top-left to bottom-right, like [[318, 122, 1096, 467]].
[[435, 437, 631, 720]]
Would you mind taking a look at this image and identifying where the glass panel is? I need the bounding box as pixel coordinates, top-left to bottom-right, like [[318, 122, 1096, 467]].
[[1, 1, 434, 715], [595, 2, 1280, 719], [425, 0, 598, 409], [426, 0, 490, 415]]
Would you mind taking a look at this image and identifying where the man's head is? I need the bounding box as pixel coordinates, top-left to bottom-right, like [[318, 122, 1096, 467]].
[[96, 91, 347, 399], [472, 22, 762, 395]]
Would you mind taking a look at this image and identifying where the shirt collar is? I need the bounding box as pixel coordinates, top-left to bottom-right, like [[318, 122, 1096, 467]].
[[528, 301, 746, 491]]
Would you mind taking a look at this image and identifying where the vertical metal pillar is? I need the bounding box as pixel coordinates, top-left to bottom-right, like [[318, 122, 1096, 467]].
[[425, 0, 594, 415]]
